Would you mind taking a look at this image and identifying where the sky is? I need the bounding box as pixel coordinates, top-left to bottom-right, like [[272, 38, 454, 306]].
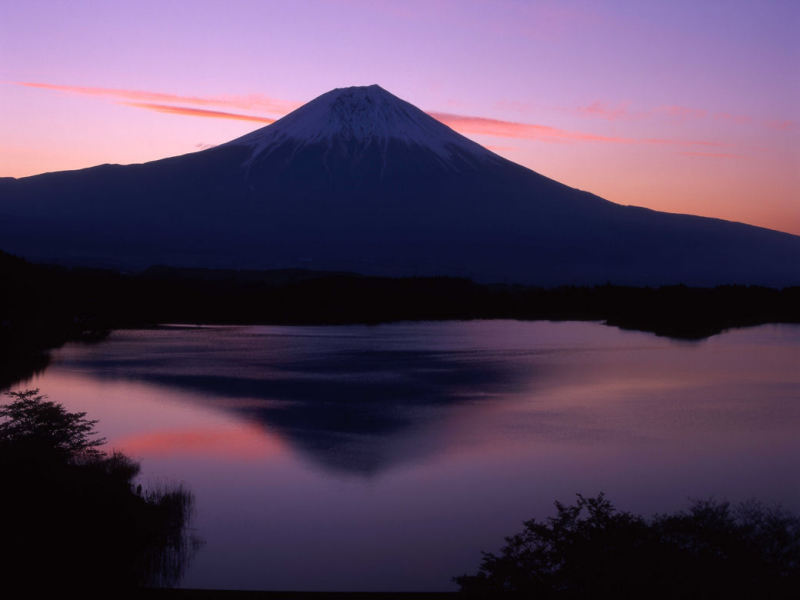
[[1, 0, 798, 234]]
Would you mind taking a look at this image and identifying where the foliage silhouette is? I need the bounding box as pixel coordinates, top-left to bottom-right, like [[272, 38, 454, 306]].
[[455, 493, 800, 598], [0, 388, 105, 458], [0, 389, 198, 591]]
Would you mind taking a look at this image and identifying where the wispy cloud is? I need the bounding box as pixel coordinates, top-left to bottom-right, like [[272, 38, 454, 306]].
[[679, 151, 743, 158], [571, 102, 707, 121], [764, 119, 797, 132], [575, 101, 633, 121], [569, 100, 796, 135], [430, 112, 724, 147], [640, 137, 724, 148], [123, 102, 276, 124], [11, 80, 725, 148], [429, 112, 629, 143], [714, 111, 753, 125], [713, 113, 798, 132], [655, 105, 707, 119], [12, 81, 299, 114]]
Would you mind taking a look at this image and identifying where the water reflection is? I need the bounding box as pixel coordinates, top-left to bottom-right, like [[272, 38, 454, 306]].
[[11, 321, 800, 592], [23, 322, 800, 480], [43, 327, 536, 474]]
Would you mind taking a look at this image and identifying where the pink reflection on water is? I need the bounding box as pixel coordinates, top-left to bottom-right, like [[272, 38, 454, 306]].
[[115, 423, 286, 460]]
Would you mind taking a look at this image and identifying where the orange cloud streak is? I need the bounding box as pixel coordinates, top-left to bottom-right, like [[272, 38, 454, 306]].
[[123, 102, 276, 124], [13, 81, 299, 114], [430, 112, 724, 147], [430, 111, 629, 143]]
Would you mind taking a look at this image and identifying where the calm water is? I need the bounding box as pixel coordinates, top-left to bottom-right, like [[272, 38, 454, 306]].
[[14, 321, 800, 591]]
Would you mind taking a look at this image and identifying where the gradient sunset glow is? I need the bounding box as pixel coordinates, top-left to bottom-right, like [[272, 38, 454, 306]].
[[1, 0, 797, 234]]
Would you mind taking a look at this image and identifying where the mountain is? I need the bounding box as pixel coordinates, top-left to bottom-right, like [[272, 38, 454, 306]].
[[1, 84, 798, 286]]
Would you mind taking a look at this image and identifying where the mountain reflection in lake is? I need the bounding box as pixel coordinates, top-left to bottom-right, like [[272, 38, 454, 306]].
[[14, 321, 800, 591]]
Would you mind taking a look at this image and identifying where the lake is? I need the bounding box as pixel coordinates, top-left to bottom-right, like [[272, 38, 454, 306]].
[[11, 320, 800, 591]]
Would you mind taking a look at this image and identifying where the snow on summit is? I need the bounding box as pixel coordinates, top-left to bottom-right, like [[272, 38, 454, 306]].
[[226, 84, 495, 163]]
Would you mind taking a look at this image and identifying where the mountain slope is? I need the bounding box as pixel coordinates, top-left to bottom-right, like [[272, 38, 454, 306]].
[[1, 85, 798, 286]]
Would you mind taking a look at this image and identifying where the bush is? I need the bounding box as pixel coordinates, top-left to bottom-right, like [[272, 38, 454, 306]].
[[455, 493, 800, 598], [0, 389, 198, 591]]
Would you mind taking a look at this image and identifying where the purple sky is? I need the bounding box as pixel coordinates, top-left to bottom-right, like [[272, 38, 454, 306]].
[[1, 0, 798, 233]]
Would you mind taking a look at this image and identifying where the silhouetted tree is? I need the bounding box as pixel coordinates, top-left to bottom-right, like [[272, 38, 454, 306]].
[[0, 389, 104, 458], [455, 493, 800, 598], [0, 389, 198, 592]]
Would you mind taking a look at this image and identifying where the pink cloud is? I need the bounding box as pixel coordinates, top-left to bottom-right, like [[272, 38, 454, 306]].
[[655, 105, 707, 119], [573, 102, 707, 121], [430, 111, 724, 147], [429, 111, 629, 143], [122, 102, 276, 124], [714, 111, 753, 125], [678, 151, 743, 158], [576, 101, 632, 120], [12, 81, 299, 114], [642, 137, 725, 148], [764, 119, 797, 132]]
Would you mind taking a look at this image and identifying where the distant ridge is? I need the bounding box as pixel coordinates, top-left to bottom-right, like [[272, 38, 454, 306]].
[[0, 84, 798, 286]]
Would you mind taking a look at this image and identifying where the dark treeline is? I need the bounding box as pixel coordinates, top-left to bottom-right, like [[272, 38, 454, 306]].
[[3, 249, 800, 387]]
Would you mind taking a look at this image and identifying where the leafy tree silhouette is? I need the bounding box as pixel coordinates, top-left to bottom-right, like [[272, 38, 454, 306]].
[[455, 493, 800, 598], [0, 389, 104, 457], [0, 389, 198, 592]]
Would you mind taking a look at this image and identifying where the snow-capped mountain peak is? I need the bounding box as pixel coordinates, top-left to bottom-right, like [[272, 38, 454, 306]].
[[225, 84, 495, 165]]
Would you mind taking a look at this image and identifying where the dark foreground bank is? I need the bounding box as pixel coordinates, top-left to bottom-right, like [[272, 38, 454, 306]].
[[0, 390, 197, 592]]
